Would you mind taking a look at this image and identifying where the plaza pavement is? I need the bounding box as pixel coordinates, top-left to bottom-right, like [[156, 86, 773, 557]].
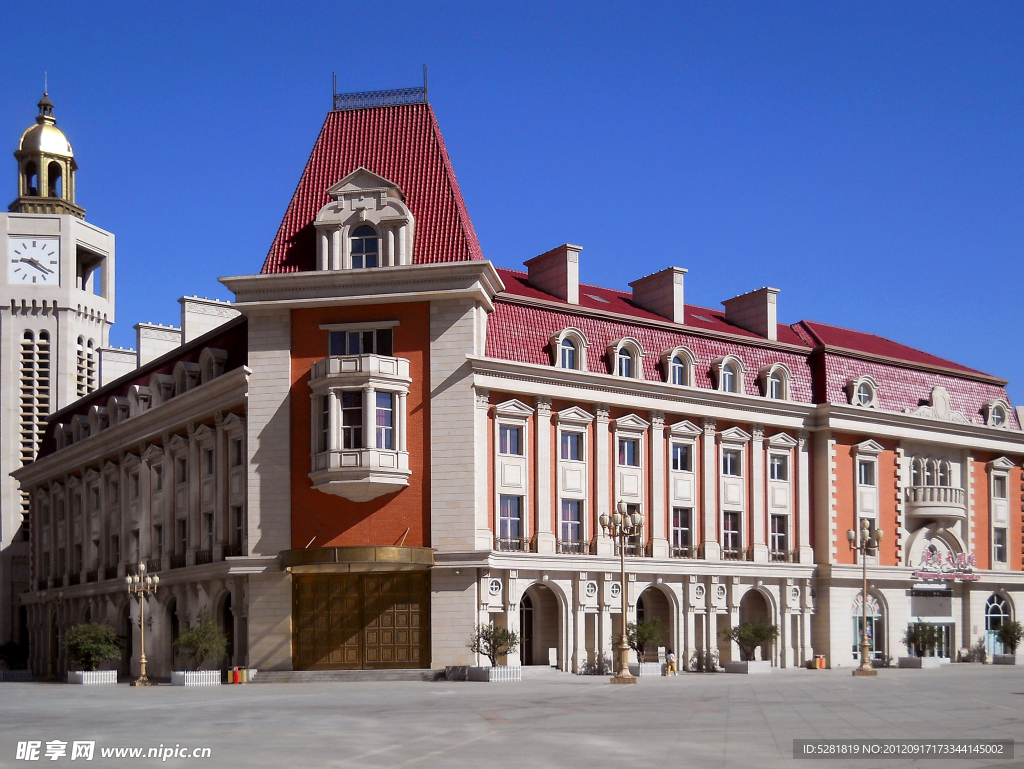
[[1, 664, 1022, 769]]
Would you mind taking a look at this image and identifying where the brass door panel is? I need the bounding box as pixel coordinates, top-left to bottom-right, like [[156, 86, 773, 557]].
[[293, 572, 429, 670]]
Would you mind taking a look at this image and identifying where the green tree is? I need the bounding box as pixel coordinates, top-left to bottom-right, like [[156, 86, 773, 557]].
[[722, 621, 779, 662], [173, 608, 227, 671], [997, 621, 1023, 654], [467, 623, 520, 667], [64, 623, 121, 672], [902, 623, 940, 657], [617, 618, 666, 663]]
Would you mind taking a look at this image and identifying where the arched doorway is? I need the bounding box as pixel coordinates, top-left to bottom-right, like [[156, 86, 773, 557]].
[[986, 594, 1011, 657], [852, 592, 884, 662], [220, 594, 234, 669], [520, 584, 560, 668], [739, 590, 772, 662], [636, 588, 672, 662]]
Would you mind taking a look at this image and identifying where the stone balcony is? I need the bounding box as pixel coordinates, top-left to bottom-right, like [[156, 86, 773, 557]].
[[310, 448, 411, 502], [309, 354, 411, 388], [905, 485, 965, 523]]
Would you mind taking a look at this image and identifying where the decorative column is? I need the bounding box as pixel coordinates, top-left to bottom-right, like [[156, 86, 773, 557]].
[[534, 397, 555, 554], [704, 576, 718, 668], [187, 424, 200, 565], [118, 452, 129, 578], [595, 405, 612, 556], [317, 229, 329, 270], [330, 228, 342, 270], [363, 385, 376, 451], [599, 572, 614, 674], [684, 605, 696, 672], [97, 469, 108, 578], [702, 419, 720, 560], [505, 570, 521, 666], [213, 417, 227, 559], [396, 224, 407, 266], [649, 411, 668, 558], [797, 430, 813, 564], [397, 391, 408, 452], [473, 389, 491, 549], [138, 445, 152, 563], [573, 572, 588, 673], [751, 425, 768, 563], [729, 592, 741, 662]]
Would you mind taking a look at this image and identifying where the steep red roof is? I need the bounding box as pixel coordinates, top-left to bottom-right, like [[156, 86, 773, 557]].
[[261, 103, 482, 273], [496, 268, 808, 346], [796, 320, 990, 377]]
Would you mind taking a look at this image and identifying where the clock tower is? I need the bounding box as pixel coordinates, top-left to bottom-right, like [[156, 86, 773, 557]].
[[0, 94, 116, 649]]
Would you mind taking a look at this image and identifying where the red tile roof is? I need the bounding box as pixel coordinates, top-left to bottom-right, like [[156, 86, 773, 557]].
[[795, 320, 991, 377], [261, 103, 482, 273], [496, 268, 809, 346]]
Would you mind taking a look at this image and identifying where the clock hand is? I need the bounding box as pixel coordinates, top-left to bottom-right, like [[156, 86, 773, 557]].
[[20, 257, 53, 275]]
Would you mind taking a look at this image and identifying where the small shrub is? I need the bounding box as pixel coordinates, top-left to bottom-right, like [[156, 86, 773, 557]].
[[902, 624, 940, 657], [173, 608, 227, 671], [616, 618, 666, 663], [468, 623, 519, 667], [64, 624, 121, 672], [968, 637, 988, 663], [997, 621, 1023, 654], [722, 621, 779, 662]]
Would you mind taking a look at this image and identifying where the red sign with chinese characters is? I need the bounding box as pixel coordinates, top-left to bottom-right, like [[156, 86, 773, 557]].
[[912, 549, 980, 581]]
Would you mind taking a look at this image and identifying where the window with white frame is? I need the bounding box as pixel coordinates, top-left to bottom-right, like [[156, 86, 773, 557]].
[[854, 440, 882, 522], [760, 363, 791, 400], [349, 225, 379, 269], [607, 338, 644, 379], [858, 458, 875, 487], [618, 348, 634, 377], [770, 514, 788, 557], [619, 438, 640, 467], [985, 399, 1011, 428], [375, 392, 395, 449], [560, 338, 577, 370], [723, 511, 741, 557], [671, 507, 693, 557], [560, 499, 583, 545], [662, 346, 696, 386], [712, 356, 745, 394], [561, 431, 584, 461], [497, 495, 523, 549], [500, 425, 523, 456], [769, 453, 788, 481], [722, 449, 742, 477], [672, 442, 692, 472], [991, 463, 1010, 564], [329, 327, 393, 357]]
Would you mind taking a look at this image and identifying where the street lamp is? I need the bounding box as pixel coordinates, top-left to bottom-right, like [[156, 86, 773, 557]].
[[847, 519, 883, 677], [599, 499, 643, 685], [125, 562, 159, 686], [36, 589, 64, 682]]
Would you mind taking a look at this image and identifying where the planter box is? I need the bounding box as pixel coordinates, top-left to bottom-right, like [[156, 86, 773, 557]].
[[468, 666, 521, 683], [724, 661, 772, 675], [67, 670, 117, 685], [628, 662, 665, 677], [993, 654, 1024, 665], [171, 670, 222, 687], [898, 657, 942, 669]]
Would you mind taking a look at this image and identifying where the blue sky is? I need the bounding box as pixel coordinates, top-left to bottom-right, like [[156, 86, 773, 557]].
[[2, 2, 1022, 399]]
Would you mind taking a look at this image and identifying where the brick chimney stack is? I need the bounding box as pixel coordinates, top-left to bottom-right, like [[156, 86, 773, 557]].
[[524, 244, 581, 304]]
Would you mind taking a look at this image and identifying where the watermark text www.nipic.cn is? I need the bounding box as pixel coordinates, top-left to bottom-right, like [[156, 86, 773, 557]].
[[15, 742, 213, 761]]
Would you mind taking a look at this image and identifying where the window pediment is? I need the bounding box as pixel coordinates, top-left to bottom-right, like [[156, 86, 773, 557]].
[[988, 456, 1015, 471], [550, 328, 589, 371], [767, 432, 798, 448], [669, 419, 701, 438], [613, 413, 650, 433], [166, 434, 188, 452], [855, 439, 884, 456], [711, 355, 745, 393], [662, 346, 696, 386], [193, 424, 216, 443], [102, 461, 119, 476], [758, 363, 792, 400], [141, 444, 164, 462], [846, 375, 879, 408], [983, 399, 1013, 429], [555, 406, 594, 426], [607, 338, 644, 379], [494, 399, 534, 420], [719, 426, 752, 444]]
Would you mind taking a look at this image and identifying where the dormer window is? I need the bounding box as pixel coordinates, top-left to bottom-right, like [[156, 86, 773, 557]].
[[984, 399, 1011, 428], [847, 376, 879, 408], [350, 225, 379, 269], [550, 328, 589, 370], [661, 346, 696, 387], [712, 355, 745, 394], [759, 363, 791, 400], [607, 338, 644, 379], [671, 357, 685, 385]]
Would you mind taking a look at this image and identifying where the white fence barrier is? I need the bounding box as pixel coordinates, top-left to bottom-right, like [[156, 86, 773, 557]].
[[171, 670, 222, 687], [67, 670, 117, 685], [468, 666, 522, 683]]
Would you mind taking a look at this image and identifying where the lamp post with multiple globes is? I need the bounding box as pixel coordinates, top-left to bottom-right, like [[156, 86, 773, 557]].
[[847, 518, 883, 677], [125, 562, 159, 686], [599, 499, 643, 684]]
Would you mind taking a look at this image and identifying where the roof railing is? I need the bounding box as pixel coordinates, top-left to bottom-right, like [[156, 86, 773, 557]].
[[332, 69, 428, 112]]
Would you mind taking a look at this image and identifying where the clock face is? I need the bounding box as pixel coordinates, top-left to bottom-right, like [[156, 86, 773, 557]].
[[9, 237, 60, 286]]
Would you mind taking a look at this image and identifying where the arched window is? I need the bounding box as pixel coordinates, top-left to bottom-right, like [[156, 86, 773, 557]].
[[618, 348, 633, 378], [760, 363, 792, 400], [855, 382, 872, 406], [768, 371, 783, 399], [671, 357, 685, 385], [848, 376, 879, 408], [911, 458, 923, 487], [560, 338, 576, 370], [991, 404, 1007, 427], [47, 162, 62, 197], [350, 225, 379, 269], [937, 460, 950, 487], [721, 362, 737, 393], [987, 594, 1010, 631], [24, 162, 38, 196], [924, 460, 935, 487]]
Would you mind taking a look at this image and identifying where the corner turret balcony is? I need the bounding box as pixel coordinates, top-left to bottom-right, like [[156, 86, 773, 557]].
[[309, 354, 413, 503], [905, 485, 965, 523]]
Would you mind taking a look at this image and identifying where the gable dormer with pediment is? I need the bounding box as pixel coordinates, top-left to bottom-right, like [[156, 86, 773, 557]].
[[314, 167, 416, 271]]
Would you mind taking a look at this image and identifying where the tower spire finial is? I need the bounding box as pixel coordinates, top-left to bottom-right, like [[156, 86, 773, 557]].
[[44, 71, 47, 95]]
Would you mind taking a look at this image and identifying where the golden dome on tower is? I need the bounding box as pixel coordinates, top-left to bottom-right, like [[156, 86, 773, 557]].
[[17, 94, 73, 158]]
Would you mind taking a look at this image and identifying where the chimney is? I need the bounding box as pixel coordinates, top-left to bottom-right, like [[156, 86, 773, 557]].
[[629, 267, 686, 323], [134, 322, 182, 366], [722, 287, 780, 340], [179, 296, 241, 343], [524, 244, 581, 304]]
